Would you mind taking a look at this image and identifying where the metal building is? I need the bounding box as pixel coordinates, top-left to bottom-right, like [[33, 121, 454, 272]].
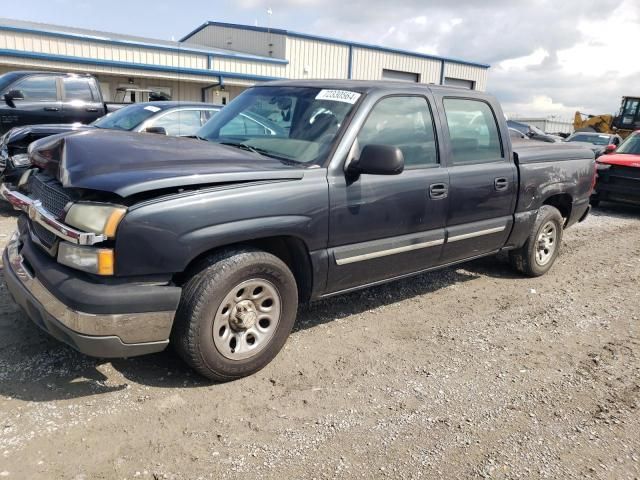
[[510, 116, 575, 135], [0, 17, 490, 104]]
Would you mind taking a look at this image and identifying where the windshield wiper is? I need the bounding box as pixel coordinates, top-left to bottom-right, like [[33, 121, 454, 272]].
[[219, 142, 299, 164], [219, 141, 264, 154], [185, 134, 208, 141]]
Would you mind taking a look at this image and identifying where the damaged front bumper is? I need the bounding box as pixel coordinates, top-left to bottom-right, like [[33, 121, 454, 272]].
[[3, 230, 181, 358]]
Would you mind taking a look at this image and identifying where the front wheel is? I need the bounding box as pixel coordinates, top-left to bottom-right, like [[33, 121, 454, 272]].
[[509, 205, 564, 277], [172, 249, 298, 381]]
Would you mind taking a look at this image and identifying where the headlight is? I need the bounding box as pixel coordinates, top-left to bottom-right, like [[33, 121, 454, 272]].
[[65, 204, 126, 239], [10, 153, 30, 167], [57, 242, 114, 275], [596, 162, 611, 171]]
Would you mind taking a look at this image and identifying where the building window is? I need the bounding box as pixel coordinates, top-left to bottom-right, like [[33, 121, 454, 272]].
[[381, 69, 420, 83], [444, 77, 476, 90]]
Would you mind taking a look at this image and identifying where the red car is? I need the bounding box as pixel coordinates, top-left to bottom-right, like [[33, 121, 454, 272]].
[[591, 130, 640, 207]]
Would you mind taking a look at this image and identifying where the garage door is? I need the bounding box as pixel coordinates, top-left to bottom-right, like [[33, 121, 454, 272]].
[[382, 69, 420, 82], [444, 77, 475, 90]]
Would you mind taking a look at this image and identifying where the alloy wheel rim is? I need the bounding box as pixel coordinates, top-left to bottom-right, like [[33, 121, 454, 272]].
[[535, 221, 557, 266], [213, 278, 281, 360]]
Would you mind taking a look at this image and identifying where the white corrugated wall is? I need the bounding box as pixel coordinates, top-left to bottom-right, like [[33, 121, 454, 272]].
[[212, 57, 285, 79], [444, 62, 488, 91], [185, 25, 286, 59], [0, 29, 207, 70], [285, 37, 349, 79], [351, 47, 441, 84]]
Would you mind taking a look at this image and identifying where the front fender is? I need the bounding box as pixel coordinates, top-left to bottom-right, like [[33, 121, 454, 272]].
[[114, 170, 329, 276]]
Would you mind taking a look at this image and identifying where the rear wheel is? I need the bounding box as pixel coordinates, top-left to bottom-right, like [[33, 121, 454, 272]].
[[172, 249, 298, 381], [509, 205, 564, 277]]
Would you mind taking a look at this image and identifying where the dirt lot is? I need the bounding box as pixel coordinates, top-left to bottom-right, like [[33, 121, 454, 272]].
[[0, 202, 638, 480]]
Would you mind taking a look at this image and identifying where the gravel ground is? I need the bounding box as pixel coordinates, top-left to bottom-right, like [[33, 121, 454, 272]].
[[0, 201, 638, 479]]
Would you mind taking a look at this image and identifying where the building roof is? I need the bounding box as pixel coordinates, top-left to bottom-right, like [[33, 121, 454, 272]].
[[180, 21, 490, 69], [258, 79, 491, 97], [0, 17, 288, 65]]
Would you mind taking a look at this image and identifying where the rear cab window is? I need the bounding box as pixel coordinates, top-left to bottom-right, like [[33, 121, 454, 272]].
[[63, 77, 95, 102], [443, 98, 503, 164]]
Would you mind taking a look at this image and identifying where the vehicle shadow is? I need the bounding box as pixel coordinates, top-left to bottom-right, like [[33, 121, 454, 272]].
[[0, 253, 520, 402], [0, 200, 20, 218], [591, 201, 640, 217]]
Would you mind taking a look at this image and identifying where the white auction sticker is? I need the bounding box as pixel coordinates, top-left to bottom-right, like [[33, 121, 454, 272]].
[[315, 89, 361, 104], [144, 105, 161, 112]]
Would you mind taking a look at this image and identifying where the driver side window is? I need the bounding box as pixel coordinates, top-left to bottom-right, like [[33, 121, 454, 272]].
[[12, 76, 58, 102], [357, 96, 438, 168]]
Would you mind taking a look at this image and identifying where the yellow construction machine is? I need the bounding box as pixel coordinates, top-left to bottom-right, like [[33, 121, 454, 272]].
[[574, 96, 640, 139]]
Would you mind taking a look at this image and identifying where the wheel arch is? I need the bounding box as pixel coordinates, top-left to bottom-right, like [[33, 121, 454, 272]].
[[542, 193, 573, 225], [175, 234, 315, 303]]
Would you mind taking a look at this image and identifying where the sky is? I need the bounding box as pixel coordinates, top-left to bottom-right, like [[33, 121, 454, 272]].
[[9, 0, 640, 119]]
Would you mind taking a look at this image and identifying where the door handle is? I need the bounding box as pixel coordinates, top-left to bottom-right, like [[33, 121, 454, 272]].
[[43, 107, 59, 112], [494, 177, 509, 191], [429, 183, 449, 199], [85, 107, 99, 112]]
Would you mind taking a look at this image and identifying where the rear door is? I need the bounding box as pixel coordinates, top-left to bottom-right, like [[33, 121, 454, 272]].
[[61, 76, 104, 124], [438, 96, 517, 264], [326, 94, 449, 293], [2, 74, 62, 129]]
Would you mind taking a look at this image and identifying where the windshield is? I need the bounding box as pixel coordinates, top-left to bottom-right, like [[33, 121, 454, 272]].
[[197, 86, 361, 165], [616, 132, 640, 155], [567, 133, 611, 145], [93, 104, 161, 130]]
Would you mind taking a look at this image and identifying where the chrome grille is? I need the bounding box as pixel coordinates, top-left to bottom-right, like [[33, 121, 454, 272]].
[[27, 174, 72, 219]]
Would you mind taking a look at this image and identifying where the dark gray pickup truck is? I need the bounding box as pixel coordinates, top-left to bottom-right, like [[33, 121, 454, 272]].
[[2, 80, 595, 381], [0, 71, 122, 135]]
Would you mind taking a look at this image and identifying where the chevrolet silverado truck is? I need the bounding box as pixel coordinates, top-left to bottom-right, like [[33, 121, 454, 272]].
[[2, 81, 595, 381]]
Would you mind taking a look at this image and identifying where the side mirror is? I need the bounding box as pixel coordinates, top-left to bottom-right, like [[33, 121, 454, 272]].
[[145, 126, 167, 135], [604, 144, 617, 154], [3, 89, 24, 108], [348, 144, 404, 177]]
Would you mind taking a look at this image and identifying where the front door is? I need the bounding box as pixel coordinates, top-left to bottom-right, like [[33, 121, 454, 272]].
[[327, 95, 449, 293], [438, 97, 517, 264]]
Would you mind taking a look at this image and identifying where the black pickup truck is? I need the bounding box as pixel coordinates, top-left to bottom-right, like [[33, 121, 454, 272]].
[[2, 80, 595, 381], [0, 71, 122, 135]]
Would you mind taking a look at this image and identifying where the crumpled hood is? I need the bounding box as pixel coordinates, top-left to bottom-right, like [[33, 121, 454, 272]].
[[597, 152, 640, 168], [3, 123, 94, 153], [6, 123, 93, 143], [29, 129, 305, 197]]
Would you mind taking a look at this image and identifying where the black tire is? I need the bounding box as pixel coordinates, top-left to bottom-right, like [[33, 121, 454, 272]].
[[509, 205, 564, 277], [171, 248, 298, 381], [590, 195, 600, 207]]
